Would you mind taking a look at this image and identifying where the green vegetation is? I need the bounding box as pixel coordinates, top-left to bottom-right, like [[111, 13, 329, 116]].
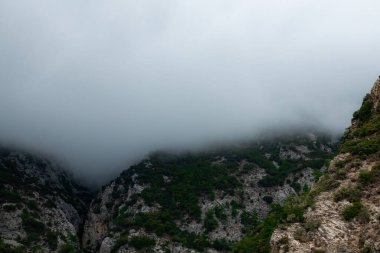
[[240, 210, 258, 233], [2, 204, 17, 212], [46, 231, 59, 250], [59, 243, 80, 253], [128, 235, 156, 250], [304, 219, 321, 232], [204, 210, 219, 232], [352, 95, 373, 123], [0, 190, 22, 203], [108, 133, 336, 251], [341, 94, 380, 156], [21, 209, 45, 242], [262, 196, 273, 204], [233, 186, 315, 253], [134, 154, 241, 220], [58, 234, 80, 253], [342, 202, 363, 221], [334, 187, 361, 202], [359, 164, 380, 186]]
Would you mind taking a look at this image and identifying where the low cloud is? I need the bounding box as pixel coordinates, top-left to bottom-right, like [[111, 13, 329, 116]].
[[0, 0, 379, 185]]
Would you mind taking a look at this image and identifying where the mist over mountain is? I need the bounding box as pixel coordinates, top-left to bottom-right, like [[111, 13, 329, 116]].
[[1, 1, 380, 185]]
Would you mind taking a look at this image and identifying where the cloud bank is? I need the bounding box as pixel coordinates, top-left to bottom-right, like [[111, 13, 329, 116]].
[[0, 0, 380, 185]]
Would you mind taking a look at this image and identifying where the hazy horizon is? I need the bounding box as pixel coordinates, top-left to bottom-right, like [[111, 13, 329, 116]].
[[1, 1, 380, 185]]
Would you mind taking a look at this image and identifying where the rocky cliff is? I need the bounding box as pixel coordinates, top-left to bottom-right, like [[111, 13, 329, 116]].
[[82, 133, 337, 253], [270, 78, 380, 253], [0, 148, 91, 253]]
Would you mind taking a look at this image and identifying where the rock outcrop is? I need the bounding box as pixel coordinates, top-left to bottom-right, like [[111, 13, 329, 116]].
[[270, 77, 380, 253], [82, 133, 337, 253], [0, 148, 91, 252]]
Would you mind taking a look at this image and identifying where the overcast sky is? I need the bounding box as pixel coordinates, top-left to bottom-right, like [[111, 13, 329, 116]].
[[0, 0, 380, 186]]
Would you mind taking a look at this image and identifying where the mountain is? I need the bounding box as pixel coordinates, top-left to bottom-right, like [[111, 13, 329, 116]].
[[1, 78, 378, 253], [270, 78, 380, 252], [82, 132, 337, 253], [0, 148, 92, 253]]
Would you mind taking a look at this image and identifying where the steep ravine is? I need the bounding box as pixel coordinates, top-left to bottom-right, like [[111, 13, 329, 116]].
[[0, 148, 92, 253]]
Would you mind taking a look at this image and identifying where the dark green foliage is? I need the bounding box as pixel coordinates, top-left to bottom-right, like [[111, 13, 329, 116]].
[[291, 182, 302, 193], [204, 210, 219, 233], [212, 239, 232, 251], [59, 243, 80, 253], [109, 133, 336, 251], [46, 231, 58, 250], [353, 95, 373, 123], [232, 204, 285, 253], [259, 158, 331, 188], [44, 199, 57, 208], [115, 211, 213, 251], [2, 204, 17, 212], [240, 210, 258, 233], [21, 210, 45, 242], [342, 202, 363, 221], [111, 237, 129, 253], [341, 137, 380, 156], [128, 235, 156, 250], [359, 170, 372, 185], [359, 165, 380, 186], [137, 157, 240, 220], [233, 187, 316, 253], [262, 196, 273, 204], [27, 200, 39, 210], [341, 95, 380, 156], [213, 206, 227, 221], [0, 190, 22, 203]]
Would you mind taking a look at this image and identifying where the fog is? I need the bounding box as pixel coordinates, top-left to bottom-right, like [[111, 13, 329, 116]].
[[0, 1, 380, 186]]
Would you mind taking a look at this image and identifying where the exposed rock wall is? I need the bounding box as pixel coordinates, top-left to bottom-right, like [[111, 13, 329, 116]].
[[271, 77, 380, 253], [0, 148, 91, 252]]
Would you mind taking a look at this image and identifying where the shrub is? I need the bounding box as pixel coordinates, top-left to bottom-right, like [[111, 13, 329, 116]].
[[212, 239, 232, 251], [111, 237, 129, 253], [352, 95, 373, 123], [46, 231, 58, 250], [128, 235, 155, 250], [304, 219, 321, 232], [294, 228, 309, 243], [240, 210, 258, 233], [59, 243, 79, 253], [0, 190, 22, 203], [213, 206, 227, 221], [358, 165, 380, 186], [333, 187, 361, 202], [21, 210, 45, 242], [357, 206, 370, 223], [3, 204, 17, 212], [263, 196, 273, 204], [342, 202, 363, 221], [27, 200, 39, 210], [204, 210, 218, 233]]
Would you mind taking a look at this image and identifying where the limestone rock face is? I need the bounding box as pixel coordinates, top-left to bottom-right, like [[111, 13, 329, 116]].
[[270, 78, 380, 253], [82, 133, 336, 253], [0, 148, 91, 252]]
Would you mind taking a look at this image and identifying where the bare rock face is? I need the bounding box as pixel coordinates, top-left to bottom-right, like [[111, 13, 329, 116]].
[[0, 148, 91, 252], [271, 78, 380, 253], [82, 133, 336, 253]]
